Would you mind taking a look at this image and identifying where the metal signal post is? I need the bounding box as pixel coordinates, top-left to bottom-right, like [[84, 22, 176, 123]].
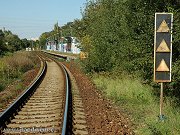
[[160, 82, 164, 120]]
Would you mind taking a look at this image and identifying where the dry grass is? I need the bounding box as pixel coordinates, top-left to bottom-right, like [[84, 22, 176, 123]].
[[0, 51, 40, 111]]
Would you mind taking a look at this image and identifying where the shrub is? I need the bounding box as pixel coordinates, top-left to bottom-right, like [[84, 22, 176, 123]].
[[0, 83, 5, 92]]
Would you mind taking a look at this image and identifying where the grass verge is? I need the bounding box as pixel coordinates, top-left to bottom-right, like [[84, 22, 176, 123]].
[[0, 51, 40, 112], [92, 73, 180, 135]]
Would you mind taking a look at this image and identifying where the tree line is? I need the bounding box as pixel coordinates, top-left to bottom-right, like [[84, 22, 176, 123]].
[[39, 22, 76, 49], [0, 29, 38, 56], [74, 0, 180, 102], [39, 0, 180, 101]]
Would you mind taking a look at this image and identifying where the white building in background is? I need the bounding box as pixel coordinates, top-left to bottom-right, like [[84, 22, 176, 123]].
[[46, 37, 81, 54], [71, 37, 81, 54], [46, 41, 57, 51], [26, 47, 31, 51]]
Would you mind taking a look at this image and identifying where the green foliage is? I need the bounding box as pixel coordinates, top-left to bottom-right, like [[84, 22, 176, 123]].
[[93, 74, 180, 134], [74, 0, 180, 99], [15, 82, 23, 91], [21, 38, 31, 48], [39, 32, 50, 49], [0, 30, 7, 55], [39, 22, 62, 49], [0, 84, 5, 92], [0, 29, 25, 56], [71, 0, 180, 133], [167, 60, 180, 102], [61, 22, 75, 37], [79, 0, 131, 72]]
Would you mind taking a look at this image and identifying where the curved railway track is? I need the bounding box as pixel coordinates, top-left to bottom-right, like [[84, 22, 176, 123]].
[[43, 52, 89, 135], [0, 52, 88, 135], [0, 54, 68, 134]]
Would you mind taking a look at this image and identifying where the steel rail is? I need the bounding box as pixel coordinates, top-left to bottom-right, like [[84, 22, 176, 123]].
[[0, 60, 47, 131], [60, 64, 70, 135]]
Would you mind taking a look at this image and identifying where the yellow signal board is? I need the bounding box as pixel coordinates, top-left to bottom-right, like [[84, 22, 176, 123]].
[[157, 20, 170, 32], [156, 59, 170, 72], [156, 39, 170, 52], [80, 52, 88, 59]]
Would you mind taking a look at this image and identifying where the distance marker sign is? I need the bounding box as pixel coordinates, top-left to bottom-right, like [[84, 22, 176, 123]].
[[154, 13, 173, 82]]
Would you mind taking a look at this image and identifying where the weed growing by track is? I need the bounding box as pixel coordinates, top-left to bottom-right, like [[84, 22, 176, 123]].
[[92, 73, 180, 134]]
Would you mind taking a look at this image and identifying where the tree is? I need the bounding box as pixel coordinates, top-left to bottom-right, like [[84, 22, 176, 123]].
[[21, 38, 31, 48], [61, 22, 75, 37], [39, 32, 51, 49], [0, 29, 25, 55], [4, 34, 22, 52], [0, 30, 6, 56]]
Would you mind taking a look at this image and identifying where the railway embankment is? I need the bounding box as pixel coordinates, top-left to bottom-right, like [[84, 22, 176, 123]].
[[64, 60, 180, 135]]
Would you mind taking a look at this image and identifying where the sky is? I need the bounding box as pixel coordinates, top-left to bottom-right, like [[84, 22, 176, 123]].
[[0, 0, 87, 39]]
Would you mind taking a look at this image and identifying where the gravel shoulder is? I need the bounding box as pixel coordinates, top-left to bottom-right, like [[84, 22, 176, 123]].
[[64, 62, 134, 135]]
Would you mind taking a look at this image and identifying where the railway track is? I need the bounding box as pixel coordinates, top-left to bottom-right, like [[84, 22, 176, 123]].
[[0, 53, 88, 134], [43, 52, 89, 135]]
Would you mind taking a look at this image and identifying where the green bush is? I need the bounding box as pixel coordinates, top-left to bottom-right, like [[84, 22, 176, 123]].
[[77, 0, 180, 103], [0, 83, 5, 92], [166, 60, 180, 102]]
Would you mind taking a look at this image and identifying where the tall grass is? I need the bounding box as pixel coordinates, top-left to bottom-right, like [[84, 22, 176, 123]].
[[0, 51, 39, 92], [92, 73, 180, 134], [0, 51, 40, 111]]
